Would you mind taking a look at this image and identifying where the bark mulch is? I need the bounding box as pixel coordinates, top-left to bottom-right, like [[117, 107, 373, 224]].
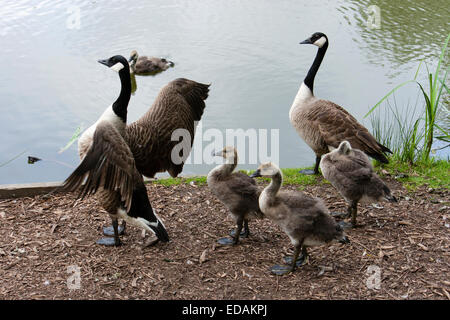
[[0, 177, 449, 300]]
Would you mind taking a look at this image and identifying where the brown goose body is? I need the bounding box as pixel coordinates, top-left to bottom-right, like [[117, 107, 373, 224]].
[[207, 147, 263, 244], [251, 162, 349, 273], [126, 78, 210, 178], [290, 94, 390, 161], [291, 32, 391, 174], [320, 141, 397, 226], [64, 55, 169, 246]]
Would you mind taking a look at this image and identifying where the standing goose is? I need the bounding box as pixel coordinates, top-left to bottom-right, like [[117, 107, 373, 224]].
[[129, 50, 174, 75], [102, 65, 209, 236], [250, 162, 349, 275], [289, 32, 392, 175], [207, 146, 264, 245], [63, 55, 169, 246], [320, 141, 397, 228]]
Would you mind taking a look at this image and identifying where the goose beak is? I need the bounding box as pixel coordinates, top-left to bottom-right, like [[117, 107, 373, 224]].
[[249, 169, 261, 178], [300, 38, 312, 45], [98, 59, 110, 67]]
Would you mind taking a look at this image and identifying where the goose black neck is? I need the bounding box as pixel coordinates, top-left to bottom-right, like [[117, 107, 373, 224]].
[[304, 43, 328, 94], [112, 68, 131, 123]]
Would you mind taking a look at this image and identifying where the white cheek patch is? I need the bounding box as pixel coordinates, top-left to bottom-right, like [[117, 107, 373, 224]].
[[313, 36, 327, 48], [110, 62, 124, 72]]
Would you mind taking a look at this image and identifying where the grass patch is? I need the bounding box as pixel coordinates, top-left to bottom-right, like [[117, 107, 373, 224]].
[[375, 158, 450, 191], [150, 176, 207, 186], [148, 167, 322, 187]]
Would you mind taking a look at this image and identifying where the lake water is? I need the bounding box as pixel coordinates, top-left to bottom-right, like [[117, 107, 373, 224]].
[[0, 0, 448, 184]]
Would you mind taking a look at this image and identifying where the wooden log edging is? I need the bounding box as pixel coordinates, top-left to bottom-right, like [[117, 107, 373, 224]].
[[0, 182, 63, 199], [0, 175, 201, 200]]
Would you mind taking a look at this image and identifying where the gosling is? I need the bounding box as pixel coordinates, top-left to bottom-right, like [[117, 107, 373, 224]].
[[320, 140, 397, 228], [251, 162, 349, 275], [207, 146, 264, 245], [128, 50, 174, 75]]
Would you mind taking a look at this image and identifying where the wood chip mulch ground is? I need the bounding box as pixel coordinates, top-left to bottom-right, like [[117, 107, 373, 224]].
[[0, 177, 449, 300]]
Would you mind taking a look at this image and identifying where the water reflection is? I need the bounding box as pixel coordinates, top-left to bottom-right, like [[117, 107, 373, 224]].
[[0, 0, 448, 184], [340, 0, 450, 78]]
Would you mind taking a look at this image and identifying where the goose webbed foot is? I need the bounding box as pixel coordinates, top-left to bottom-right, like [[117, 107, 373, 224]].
[[283, 254, 307, 267], [271, 245, 307, 275], [270, 264, 294, 276], [103, 221, 126, 236], [217, 237, 235, 245], [299, 156, 321, 175], [96, 237, 122, 247], [298, 169, 316, 175], [229, 229, 249, 238], [229, 219, 250, 238], [338, 220, 355, 229], [330, 212, 349, 218]]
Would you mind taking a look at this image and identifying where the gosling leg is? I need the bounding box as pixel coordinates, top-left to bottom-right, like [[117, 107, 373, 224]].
[[233, 217, 244, 245]]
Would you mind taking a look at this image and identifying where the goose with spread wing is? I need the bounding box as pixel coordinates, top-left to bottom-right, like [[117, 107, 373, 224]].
[[64, 55, 169, 246]]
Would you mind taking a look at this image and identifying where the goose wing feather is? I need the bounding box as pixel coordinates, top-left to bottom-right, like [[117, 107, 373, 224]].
[[226, 172, 259, 197], [307, 100, 390, 162], [127, 78, 210, 178], [322, 150, 373, 184], [63, 121, 137, 212]]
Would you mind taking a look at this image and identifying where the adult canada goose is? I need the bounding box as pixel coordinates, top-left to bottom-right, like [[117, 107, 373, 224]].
[[320, 141, 397, 228], [250, 162, 349, 275], [102, 60, 209, 236], [290, 32, 392, 175], [207, 146, 264, 245], [63, 55, 169, 246], [129, 50, 174, 75]]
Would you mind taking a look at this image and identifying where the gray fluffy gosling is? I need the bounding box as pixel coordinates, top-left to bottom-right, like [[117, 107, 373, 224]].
[[251, 162, 349, 275], [129, 50, 174, 75], [320, 141, 397, 228], [207, 146, 264, 245]]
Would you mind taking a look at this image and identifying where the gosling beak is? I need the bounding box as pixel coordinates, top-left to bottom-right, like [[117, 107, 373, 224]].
[[211, 150, 221, 157], [249, 169, 261, 178], [339, 236, 350, 244]]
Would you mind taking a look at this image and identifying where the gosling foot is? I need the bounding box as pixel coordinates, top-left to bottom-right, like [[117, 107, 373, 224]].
[[217, 237, 236, 246], [338, 220, 356, 229], [270, 264, 295, 276], [96, 237, 122, 247], [229, 229, 249, 238], [283, 254, 307, 267], [330, 212, 349, 219]]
